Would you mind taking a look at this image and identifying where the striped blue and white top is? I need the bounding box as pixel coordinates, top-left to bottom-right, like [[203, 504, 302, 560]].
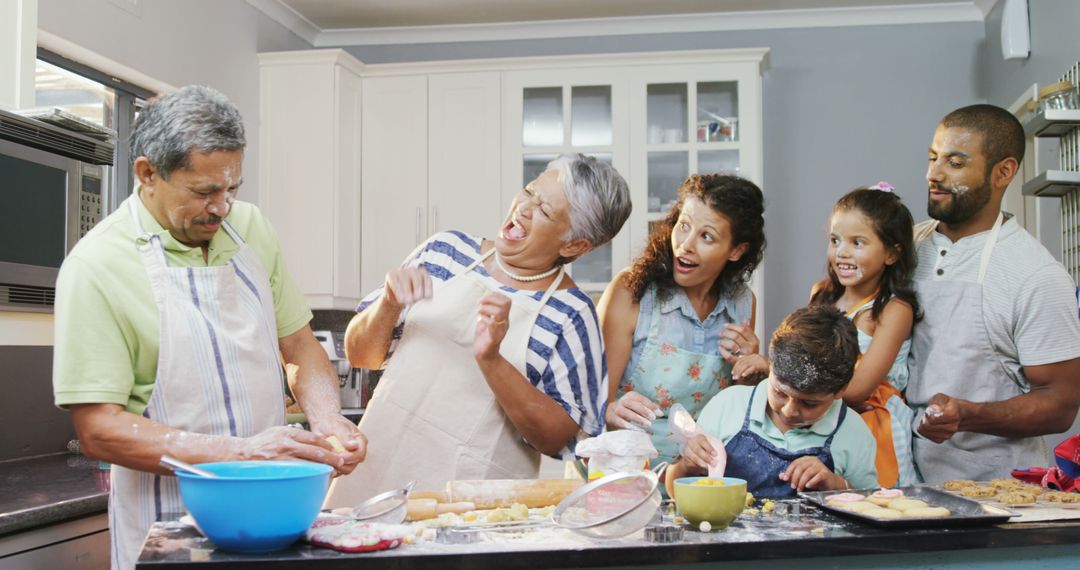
[[357, 230, 608, 458]]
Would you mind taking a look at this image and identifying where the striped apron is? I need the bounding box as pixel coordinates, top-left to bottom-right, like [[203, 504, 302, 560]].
[[109, 197, 285, 569]]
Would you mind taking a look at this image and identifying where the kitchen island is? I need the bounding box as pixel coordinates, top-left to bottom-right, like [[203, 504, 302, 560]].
[[136, 501, 1080, 569]]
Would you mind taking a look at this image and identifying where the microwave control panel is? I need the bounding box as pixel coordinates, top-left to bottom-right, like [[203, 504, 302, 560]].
[[79, 164, 104, 238]]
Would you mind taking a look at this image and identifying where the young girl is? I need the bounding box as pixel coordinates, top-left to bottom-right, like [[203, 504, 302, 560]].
[[809, 184, 920, 487]]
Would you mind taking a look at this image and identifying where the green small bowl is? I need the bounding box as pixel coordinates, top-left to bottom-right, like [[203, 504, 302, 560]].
[[673, 476, 747, 529]]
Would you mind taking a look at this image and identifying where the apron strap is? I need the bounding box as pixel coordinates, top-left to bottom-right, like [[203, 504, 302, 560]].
[[127, 196, 169, 267], [844, 289, 880, 319], [537, 265, 566, 306], [740, 383, 759, 430], [976, 213, 1004, 285]]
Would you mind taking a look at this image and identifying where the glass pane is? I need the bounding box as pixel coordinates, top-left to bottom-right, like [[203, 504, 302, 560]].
[[571, 241, 612, 284], [571, 85, 612, 146], [647, 151, 688, 214], [646, 84, 687, 144], [698, 150, 741, 176], [697, 82, 739, 142], [523, 154, 557, 186], [34, 59, 115, 128], [523, 87, 563, 147]]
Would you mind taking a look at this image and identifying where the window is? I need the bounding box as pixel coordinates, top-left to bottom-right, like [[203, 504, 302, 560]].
[[34, 48, 155, 213]]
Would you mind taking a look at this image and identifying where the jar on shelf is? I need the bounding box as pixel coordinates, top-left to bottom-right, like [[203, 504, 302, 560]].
[[1038, 81, 1077, 114]]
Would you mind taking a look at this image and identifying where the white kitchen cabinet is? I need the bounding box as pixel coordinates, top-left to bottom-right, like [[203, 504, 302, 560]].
[[258, 50, 363, 310], [359, 71, 502, 295], [500, 50, 767, 330]]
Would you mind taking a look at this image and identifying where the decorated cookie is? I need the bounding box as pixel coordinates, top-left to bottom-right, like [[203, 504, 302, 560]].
[[943, 479, 977, 491], [825, 492, 867, 503], [887, 498, 929, 512], [867, 488, 904, 506]]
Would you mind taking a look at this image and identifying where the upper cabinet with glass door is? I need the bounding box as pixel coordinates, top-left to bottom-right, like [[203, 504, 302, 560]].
[[503, 69, 630, 300]]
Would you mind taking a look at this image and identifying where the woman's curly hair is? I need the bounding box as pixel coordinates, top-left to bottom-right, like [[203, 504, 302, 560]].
[[623, 174, 765, 302]]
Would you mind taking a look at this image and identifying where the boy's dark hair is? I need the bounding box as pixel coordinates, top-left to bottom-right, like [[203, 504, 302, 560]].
[[769, 305, 860, 394], [810, 187, 921, 324]]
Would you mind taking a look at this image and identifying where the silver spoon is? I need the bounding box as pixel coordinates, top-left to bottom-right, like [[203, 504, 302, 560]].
[[160, 455, 218, 478]]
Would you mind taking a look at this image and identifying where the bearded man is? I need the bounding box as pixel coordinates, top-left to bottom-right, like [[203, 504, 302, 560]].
[[907, 104, 1080, 483]]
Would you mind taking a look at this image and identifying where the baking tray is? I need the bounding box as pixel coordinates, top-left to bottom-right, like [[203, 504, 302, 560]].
[[799, 486, 1018, 528]]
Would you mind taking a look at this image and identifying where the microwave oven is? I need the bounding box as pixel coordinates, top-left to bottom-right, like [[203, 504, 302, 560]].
[[0, 108, 114, 312]]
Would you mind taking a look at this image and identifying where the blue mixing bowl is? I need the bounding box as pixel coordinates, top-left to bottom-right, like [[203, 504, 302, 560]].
[[175, 461, 332, 552]]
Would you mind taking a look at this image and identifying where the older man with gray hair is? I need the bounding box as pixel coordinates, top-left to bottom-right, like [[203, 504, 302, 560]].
[[52, 85, 366, 569]]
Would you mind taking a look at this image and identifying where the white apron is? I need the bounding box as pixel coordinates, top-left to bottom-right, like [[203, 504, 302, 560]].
[[110, 197, 285, 569], [325, 249, 563, 507], [908, 213, 1050, 484]]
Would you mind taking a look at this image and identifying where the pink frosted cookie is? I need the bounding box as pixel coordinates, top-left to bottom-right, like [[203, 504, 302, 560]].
[[825, 492, 866, 504], [868, 488, 904, 506]]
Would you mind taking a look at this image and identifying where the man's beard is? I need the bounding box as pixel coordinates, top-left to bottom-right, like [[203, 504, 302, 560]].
[[927, 176, 992, 225]]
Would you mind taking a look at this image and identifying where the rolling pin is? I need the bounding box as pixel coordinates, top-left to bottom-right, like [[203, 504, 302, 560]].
[[414, 479, 583, 509], [405, 498, 476, 521]]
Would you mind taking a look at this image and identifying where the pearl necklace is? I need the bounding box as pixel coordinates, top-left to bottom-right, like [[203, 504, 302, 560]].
[[494, 253, 561, 282]]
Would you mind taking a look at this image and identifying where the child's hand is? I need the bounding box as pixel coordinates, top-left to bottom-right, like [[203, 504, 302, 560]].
[[731, 353, 769, 385], [779, 456, 846, 491], [718, 320, 760, 365], [683, 433, 720, 471]]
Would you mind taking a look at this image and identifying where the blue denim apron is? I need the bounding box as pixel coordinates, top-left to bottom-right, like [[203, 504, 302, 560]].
[[724, 384, 846, 498]]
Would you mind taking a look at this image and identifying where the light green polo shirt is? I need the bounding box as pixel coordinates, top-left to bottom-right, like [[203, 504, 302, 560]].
[[53, 189, 312, 414], [696, 381, 879, 490]]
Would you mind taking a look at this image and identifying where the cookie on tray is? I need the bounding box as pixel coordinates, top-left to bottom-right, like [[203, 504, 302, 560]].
[[1043, 491, 1080, 504], [943, 479, 977, 491], [961, 485, 997, 498], [995, 491, 1037, 505], [989, 478, 1025, 489]]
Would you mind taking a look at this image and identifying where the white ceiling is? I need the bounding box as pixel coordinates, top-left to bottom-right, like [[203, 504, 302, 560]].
[[247, 0, 999, 46]]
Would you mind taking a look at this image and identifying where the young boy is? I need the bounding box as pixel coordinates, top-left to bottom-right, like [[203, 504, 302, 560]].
[[665, 305, 878, 498]]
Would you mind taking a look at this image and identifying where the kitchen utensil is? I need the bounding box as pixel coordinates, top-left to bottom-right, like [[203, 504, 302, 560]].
[[411, 478, 583, 509], [673, 476, 747, 529], [160, 455, 218, 478], [404, 498, 477, 521], [174, 461, 332, 552], [349, 481, 414, 524], [644, 523, 684, 543], [551, 466, 665, 539]]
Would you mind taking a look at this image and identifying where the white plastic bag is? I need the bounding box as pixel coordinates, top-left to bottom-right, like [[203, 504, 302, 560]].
[[666, 403, 727, 478]]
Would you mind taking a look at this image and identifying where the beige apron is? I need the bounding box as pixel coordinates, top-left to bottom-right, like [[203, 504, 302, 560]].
[[908, 214, 1050, 483], [110, 197, 285, 569], [325, 249, 564, 507]]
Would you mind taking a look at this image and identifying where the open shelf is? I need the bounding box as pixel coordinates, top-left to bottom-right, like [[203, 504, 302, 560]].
[[1021, 170, 1080, 197], [1023, 109, 1080, 137]]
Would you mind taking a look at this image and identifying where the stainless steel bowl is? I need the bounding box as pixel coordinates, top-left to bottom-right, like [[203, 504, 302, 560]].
[[551, 469, 663, 539]]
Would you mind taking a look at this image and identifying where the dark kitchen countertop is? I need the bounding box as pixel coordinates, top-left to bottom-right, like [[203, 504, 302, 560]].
[[0, 452, 110, 536], [136, 501, 1080, 569]]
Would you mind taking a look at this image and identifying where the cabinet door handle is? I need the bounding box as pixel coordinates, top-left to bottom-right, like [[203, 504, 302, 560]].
[[415, 207, 423, 245], [431, 206, 438, 234]]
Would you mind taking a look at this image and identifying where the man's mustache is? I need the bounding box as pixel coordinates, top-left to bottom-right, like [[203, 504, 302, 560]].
[[193, 215, 224, 225]]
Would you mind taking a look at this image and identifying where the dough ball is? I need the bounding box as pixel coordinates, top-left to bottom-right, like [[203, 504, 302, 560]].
[[961, 485, 997, 498], [862, 507, 904, 519], [887, 498, 929, 512], [903, 506, 951, 518], [943, 479, 977, 491]]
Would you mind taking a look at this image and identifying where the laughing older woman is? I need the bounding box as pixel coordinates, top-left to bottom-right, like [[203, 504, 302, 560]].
[[326, 154, 631, 505]]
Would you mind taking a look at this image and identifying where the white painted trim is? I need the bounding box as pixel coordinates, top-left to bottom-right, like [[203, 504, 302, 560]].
[[246, 0, 319, 46], [355, 47, 770, 78], [36, 29, 174, 95], [294, 2, 987, 47], [258, 48, 365, 76], [973, 0, 1002, 18]]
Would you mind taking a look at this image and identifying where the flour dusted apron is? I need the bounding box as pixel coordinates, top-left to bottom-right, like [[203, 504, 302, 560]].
[[617, 287, 730, 466], [908, 214, 1050, 484], [110, 197, 285, 569], [325, 249, 564, 507]]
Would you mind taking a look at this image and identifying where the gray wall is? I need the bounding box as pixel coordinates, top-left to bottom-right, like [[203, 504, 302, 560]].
[[36, 0, 311, 206], [343, 23, 985, 337], [980, 0, 1080, 107]]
